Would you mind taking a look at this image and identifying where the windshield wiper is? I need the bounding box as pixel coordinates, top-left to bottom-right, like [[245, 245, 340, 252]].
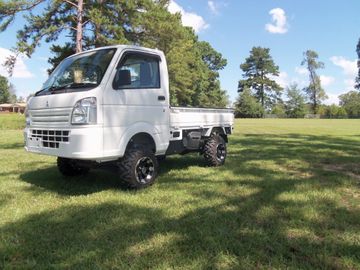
[[35, 83, 98, 96], [35, 85, 57, 96], [51, 82, 98, 91]]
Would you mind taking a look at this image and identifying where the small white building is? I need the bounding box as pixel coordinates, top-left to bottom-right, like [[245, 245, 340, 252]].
[[0, 103, 27, 114]]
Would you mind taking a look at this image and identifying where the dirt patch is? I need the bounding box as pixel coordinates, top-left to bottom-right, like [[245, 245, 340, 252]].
[[323, 163, 360, 181]]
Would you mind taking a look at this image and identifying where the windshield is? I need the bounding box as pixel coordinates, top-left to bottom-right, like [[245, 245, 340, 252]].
[[37, 48, 116, 95]]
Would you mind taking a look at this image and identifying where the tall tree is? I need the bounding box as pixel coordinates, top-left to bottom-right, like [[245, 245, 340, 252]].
[[191, 41, 228, 107], [0, 0, 86, 75], [356, 38, 360, 90], [0, 75, 10, 103], [238, 47, 282, 111], [285, 83, 307, 118], [301, 50, 327, 113], [0, 0, 228, 107], [234, 87, 264, 118]]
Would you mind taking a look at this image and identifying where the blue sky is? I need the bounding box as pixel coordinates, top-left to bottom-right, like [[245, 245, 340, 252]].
[[1, 0, 360, 104]]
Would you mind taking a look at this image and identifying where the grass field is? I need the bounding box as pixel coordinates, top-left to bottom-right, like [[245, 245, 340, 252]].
[[0, 113, 25, 130], [0, 115, 359, 269]]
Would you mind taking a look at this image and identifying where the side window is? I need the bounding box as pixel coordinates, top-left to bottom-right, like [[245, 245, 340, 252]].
[[113, 53, 160, 89]]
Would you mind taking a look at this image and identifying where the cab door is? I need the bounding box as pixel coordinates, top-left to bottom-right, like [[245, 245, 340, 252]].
[[103, 50, 170, 155]]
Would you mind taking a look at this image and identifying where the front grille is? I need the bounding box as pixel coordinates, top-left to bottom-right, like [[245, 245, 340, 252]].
[[30, 108, 71, 126], [30, 129, 70, 148]]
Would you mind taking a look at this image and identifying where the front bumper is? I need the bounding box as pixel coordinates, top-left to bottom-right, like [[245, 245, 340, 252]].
[[24, 126, 104, 160]]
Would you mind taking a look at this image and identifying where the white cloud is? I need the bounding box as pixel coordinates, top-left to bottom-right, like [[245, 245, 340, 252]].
[[344, 78, 355, 90], [319, 75, 335, 87], [324, 92, 340, 105], [0, 48, 34, 79], [168, 1, 209, 33], [265, 8, 289, 34], [271, 71, 289, 88], [208, 1, 218, 14], [295, 66, 307, 75], [330, 56, 357, 77], [270, 71, 309, 89], [330, 56, 357, 91]]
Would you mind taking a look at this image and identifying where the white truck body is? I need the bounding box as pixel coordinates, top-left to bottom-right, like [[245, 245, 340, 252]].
[[25, 45, 233, 161], [24, 45, 233, 188]]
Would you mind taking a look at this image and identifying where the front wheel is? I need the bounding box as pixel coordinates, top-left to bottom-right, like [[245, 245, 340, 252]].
[[117, 146, 159, 189], [57, 157, 89, 176], [203, 134, 227, 166]]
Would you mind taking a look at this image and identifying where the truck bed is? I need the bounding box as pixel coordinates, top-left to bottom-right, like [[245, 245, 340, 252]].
[[170, 107, 234, 130]]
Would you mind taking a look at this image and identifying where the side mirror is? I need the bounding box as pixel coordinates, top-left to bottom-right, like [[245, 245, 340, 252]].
[[113, 69, 131, 89]]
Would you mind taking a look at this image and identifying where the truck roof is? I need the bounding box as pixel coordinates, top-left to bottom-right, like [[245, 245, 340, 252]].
[[66, 45, 163, 60]]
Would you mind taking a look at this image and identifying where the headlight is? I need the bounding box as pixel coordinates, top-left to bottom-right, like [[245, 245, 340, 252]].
[[71, 97, 97, 125]]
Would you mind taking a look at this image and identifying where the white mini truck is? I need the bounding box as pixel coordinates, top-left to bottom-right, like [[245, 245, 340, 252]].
[[24, 45, 234, 189]]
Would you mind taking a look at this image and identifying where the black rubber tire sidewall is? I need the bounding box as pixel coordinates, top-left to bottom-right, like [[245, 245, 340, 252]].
[[118, 146, 159, 189], [203, 135, 227, 167]]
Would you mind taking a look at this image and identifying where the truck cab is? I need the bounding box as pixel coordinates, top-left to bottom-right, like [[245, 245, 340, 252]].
[[25, 45, 234, 189]]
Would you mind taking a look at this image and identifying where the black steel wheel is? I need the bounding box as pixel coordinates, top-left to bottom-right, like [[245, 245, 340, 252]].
[[135, 157, 155, 184], [118, 145, 158, 189], [203, 134, 227, 166]]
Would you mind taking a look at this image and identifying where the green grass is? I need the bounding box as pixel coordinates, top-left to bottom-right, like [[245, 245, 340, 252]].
[[0, 117, 359, 269], [0, 113, 25, 130]]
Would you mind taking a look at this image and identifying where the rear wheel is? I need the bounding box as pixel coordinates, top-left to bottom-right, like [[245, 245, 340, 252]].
[[118, 145, 159, 189], [203, 134, 227, 166], [57, 157, 89, 176]]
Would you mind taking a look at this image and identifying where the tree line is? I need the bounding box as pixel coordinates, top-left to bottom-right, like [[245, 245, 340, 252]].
[[0, 1, 359, 116], [235, 46, 360, 119], [0, 0, 228, 107]]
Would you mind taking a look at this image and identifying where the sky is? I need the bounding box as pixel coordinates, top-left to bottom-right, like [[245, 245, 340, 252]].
[[1, 0, 360, 105]]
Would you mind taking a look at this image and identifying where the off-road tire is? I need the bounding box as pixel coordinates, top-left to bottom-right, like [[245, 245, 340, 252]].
[[203, 134, 227, 166], [118, 146, 159, 189], [57, 157, 89, 176]]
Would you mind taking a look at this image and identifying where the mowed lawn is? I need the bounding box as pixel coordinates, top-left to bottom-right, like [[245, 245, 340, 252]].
[[0, 115, 359, 269]]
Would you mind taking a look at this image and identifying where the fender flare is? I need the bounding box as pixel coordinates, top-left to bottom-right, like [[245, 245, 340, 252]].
[[118, 122, 161, 157], [204, 126, 226, 137]]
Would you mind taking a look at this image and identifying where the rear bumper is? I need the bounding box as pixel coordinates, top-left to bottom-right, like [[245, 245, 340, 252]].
[[24, 126, 104, 160]]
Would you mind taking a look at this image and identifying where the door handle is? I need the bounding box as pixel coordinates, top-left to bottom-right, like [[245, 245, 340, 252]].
[[158, 95, 166, 101]]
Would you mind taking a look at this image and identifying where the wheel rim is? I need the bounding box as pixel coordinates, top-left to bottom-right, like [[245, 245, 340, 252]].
[[135, 157, 155, 184], [216, 144, 226, 162]]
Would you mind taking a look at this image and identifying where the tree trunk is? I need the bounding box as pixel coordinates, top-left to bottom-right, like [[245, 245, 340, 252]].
[[309, 70, 317, 114], [261, 71, 264, 117], [76, 0, 83, 53]]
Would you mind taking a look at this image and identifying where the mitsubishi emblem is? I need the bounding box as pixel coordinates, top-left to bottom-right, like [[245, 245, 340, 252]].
[[46, 101, 49, 108]]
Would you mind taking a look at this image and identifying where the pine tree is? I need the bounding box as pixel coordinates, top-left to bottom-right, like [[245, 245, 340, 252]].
[[0, 0, 86, 75], [238, 47, 282, 111], [301, 50, 327, 113], [0, 0, 228, 107], [355, 38, 360, 90]]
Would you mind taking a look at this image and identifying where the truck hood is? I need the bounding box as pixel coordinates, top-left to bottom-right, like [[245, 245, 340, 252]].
[[28, 89, 99, 110]]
